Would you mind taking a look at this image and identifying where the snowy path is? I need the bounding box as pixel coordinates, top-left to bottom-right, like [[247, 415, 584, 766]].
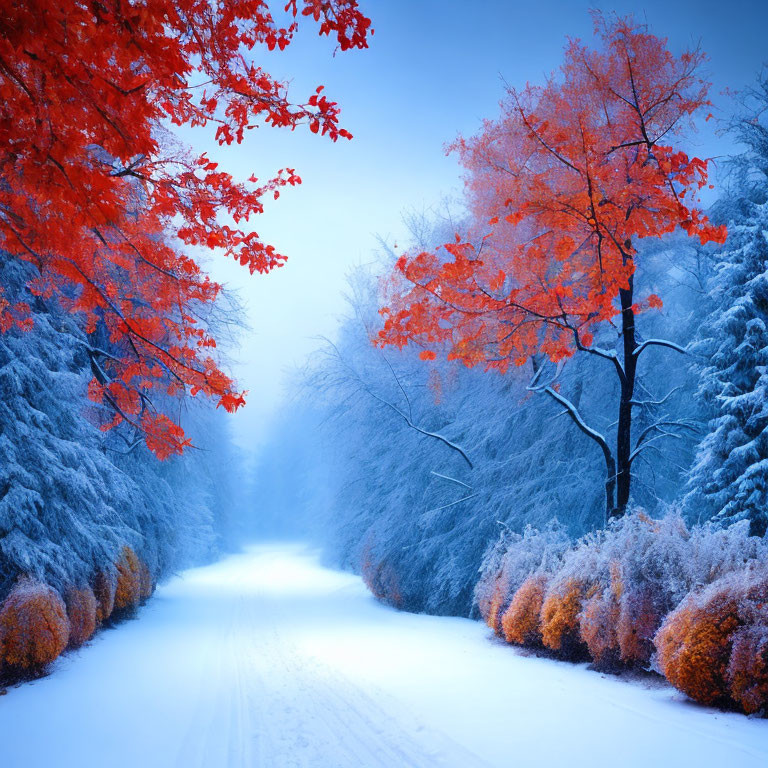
[[1, 544, 767, 768]]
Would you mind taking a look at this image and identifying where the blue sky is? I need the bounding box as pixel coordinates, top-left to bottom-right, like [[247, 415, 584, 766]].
[[183, 0, 768, 452]]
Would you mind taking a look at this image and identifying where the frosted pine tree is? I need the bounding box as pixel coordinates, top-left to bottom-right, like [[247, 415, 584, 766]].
[[0, 257, 244, 599], [686, 188, 768, 535]]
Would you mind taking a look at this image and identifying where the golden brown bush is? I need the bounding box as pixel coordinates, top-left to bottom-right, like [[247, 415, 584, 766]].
[[361, 552, 403, 610], [501, 574, 547, 646], [725, 572, 768, 713], [476, 568, 510, 636], [65, 586, 97, 648], [579, 562, 622, 666], [138, 560, 154, 602], [0, 579, 69, 672], [474, 583, 495, 628], [655, 588, 740, 706], [93, 569, 116, 624], [487, 586, 506, 635], [541, 578, 592, 657], [617, 587, 661, 666], [727, 624, 768, 714], [654, 599, 693, 687], [580, 590, 620, 666], [114, 546, 142, 613]]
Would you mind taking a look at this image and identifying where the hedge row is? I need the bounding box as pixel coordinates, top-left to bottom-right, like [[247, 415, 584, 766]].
[[474, 513, 768, 714], [0, 546, 155, 680]]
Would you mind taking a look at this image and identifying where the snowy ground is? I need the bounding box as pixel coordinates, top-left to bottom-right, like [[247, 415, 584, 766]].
[[0, 544, 766, 768]]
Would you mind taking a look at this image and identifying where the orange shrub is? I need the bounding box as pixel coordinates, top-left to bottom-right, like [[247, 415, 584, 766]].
[[93, 569, 116, 624], [138, 560, 154, 603], [654, 599, 694, 687], [474, 524, 571, 635], [0, 579, 70, 672], [541, 578, 592, 658], [579, 562, 622, 667], [114, 546, 142, 613], [361, 552, 403, 609], [617, 587, 660, 666], [481, 570, 513, 636], [580, 591, 620, 666], [727, 624, 768, 714], [654, 587, 740, 706], [65, 586, 97, 648], [725, 572, 768, 713], [502, 574, 547, 646], [487, 586, 506, 635]]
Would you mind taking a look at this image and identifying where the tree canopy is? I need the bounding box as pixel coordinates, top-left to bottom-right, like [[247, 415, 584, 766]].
[[0, 0, 371, 457]]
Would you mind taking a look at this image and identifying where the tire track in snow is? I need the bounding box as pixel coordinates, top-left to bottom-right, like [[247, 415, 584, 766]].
[[5, 545, 763, 768], [174, 550, 488, 768], [233, 571, 489, 768]]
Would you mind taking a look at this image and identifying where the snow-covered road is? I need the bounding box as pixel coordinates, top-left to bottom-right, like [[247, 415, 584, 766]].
[[1, 543, 766, 768]]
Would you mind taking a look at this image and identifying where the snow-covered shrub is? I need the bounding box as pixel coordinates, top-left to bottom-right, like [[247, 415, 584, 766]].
[[138, 560, 154, 603], [361, 544, 403, 610], [0, 579, 69, 673], [728, 621, 768, 714], [487, 590, 505, 636], [567, 514, 764, 667], [475, 532, 512, 632], [540, 578, 594, 658], [537, 529, 606, 658], [655, 581, 742, 706], [501, 574, 548, 646], [655, 565, 768, 711], [686, 520, 766, 585], [476, 511, 767, 675], [65, 586, 97, 648], [93, 570, 116, 625], [572, 513, 691, 666], [475, 523, 570, 633], [616, 587, 661, 666], [579, 562, 622, 667], [573, 513, 762, 668], [113, 547, 142, 614]]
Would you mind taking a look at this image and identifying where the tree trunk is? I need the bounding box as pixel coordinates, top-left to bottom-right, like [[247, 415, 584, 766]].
[[614, 277, 637, 517], [604, 454, 617, 524]]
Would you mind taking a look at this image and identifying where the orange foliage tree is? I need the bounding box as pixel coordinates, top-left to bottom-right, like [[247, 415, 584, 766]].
[[0, 0, 371, 457], [377, 15, 725, 517]]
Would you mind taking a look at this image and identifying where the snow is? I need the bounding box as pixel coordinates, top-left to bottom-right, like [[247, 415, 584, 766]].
[[1, 543, 766, 768]]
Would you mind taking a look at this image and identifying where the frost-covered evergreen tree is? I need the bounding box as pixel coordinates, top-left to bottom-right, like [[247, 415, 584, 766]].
[[686, 202, 768, 535], [0, 257, 246, 600], [686, 75, 768, 536]]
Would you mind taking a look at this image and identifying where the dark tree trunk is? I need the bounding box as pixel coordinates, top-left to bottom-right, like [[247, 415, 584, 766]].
[[604, 454, 617, 524], [614, 276, 637, 517]]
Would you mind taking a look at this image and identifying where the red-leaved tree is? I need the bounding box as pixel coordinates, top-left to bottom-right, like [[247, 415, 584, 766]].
[[377, 14, 726, 518], [0, 0, 371, 457]]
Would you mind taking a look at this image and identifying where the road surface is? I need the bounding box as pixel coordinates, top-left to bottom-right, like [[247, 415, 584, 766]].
[[1, 543, 766, 767]]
